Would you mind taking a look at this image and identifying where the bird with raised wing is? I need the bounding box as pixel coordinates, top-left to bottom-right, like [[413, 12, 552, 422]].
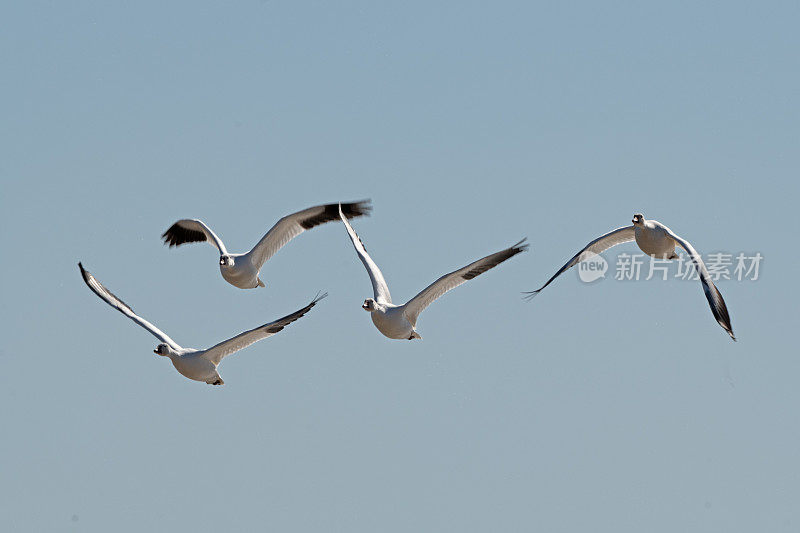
[[339, 204, 527, 340], [78, 262, 326, 385], [524, 213, 736, 341], [162, 200, 371, 289]]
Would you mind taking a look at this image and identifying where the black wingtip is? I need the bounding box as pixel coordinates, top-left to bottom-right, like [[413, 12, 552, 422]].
[[312, 291, 329, 304], [301, 201, 372, 230], [78, 262, 89, 280], [521, 290, 541, 302], [706, 284, 736, 342], [341, 199, 372, 219], [161, 222, 208, 248], [461, 240, 529, 281], [513, 238, 530, 253]]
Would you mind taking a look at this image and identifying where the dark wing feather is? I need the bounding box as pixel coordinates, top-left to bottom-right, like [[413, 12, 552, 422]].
[[203, 293, 327, 364], [299, 200, 372, 229], [403, 239, 528, 325], [523, 226, 634, 299], [78, 262, 182, 350], [462, 241, 527, 280], [663, 227, 736, 341], [247, 200, 372, 269], [160, 219, 227, 254], [162, 223, 208, 247]]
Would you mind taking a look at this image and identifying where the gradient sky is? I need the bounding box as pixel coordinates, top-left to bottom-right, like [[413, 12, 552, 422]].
[[2, 1, 798, 531]]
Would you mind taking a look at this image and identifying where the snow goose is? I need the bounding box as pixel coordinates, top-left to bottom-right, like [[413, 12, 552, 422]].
[[162, 200, 371, 289], [524, 213, 735, 340], [78, 262, 326, 384], [339, 204, 527, 340]]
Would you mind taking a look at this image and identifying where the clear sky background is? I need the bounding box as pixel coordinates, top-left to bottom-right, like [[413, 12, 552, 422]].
[[2, 1, 798, 531]]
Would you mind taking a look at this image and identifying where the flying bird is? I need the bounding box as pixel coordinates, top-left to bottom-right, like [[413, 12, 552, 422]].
[[339, 204, 527, 340], [524, 213, 735, 340], [162, 200, 371, 289], [78, 262, 326, 385]]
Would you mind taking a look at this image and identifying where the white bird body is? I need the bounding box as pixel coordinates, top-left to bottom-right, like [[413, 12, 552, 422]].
[[78, 262, 325, 385], [525, 213, 735, 341], [161, 348, 221, 384], [162, 201, 371, 289], [338, 204, 526, 340], [219, 253, 264, 289], [634, 219, 679, 259], [368, 303, 421, 340]]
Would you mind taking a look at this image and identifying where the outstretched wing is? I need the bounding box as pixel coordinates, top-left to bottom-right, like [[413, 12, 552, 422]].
[[404, 239, 528, 325], [338, 203, 392, 304], [523, 226, 634, 299], [662, 227, 736, 341], [161, 219, 228, 255], [202, 293, 327, 365], [78, 262, 182, 351], [246, 200, 372, 270]]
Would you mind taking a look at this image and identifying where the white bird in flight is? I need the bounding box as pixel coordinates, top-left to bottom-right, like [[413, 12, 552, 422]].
[[78, 262, 326, 385], [339, 204, 528, 340], [162, 200, 371, 289], [524, 213, 735, 341]]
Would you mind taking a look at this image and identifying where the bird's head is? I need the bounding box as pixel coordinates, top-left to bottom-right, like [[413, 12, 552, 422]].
[[153, 343, 171, 357], [219, 255, 234, 268], [632, 213, 644, 226], [362, 298, 376, 312]]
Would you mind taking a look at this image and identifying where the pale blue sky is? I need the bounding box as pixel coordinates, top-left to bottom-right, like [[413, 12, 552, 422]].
[[2, 1, 798, 531]]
